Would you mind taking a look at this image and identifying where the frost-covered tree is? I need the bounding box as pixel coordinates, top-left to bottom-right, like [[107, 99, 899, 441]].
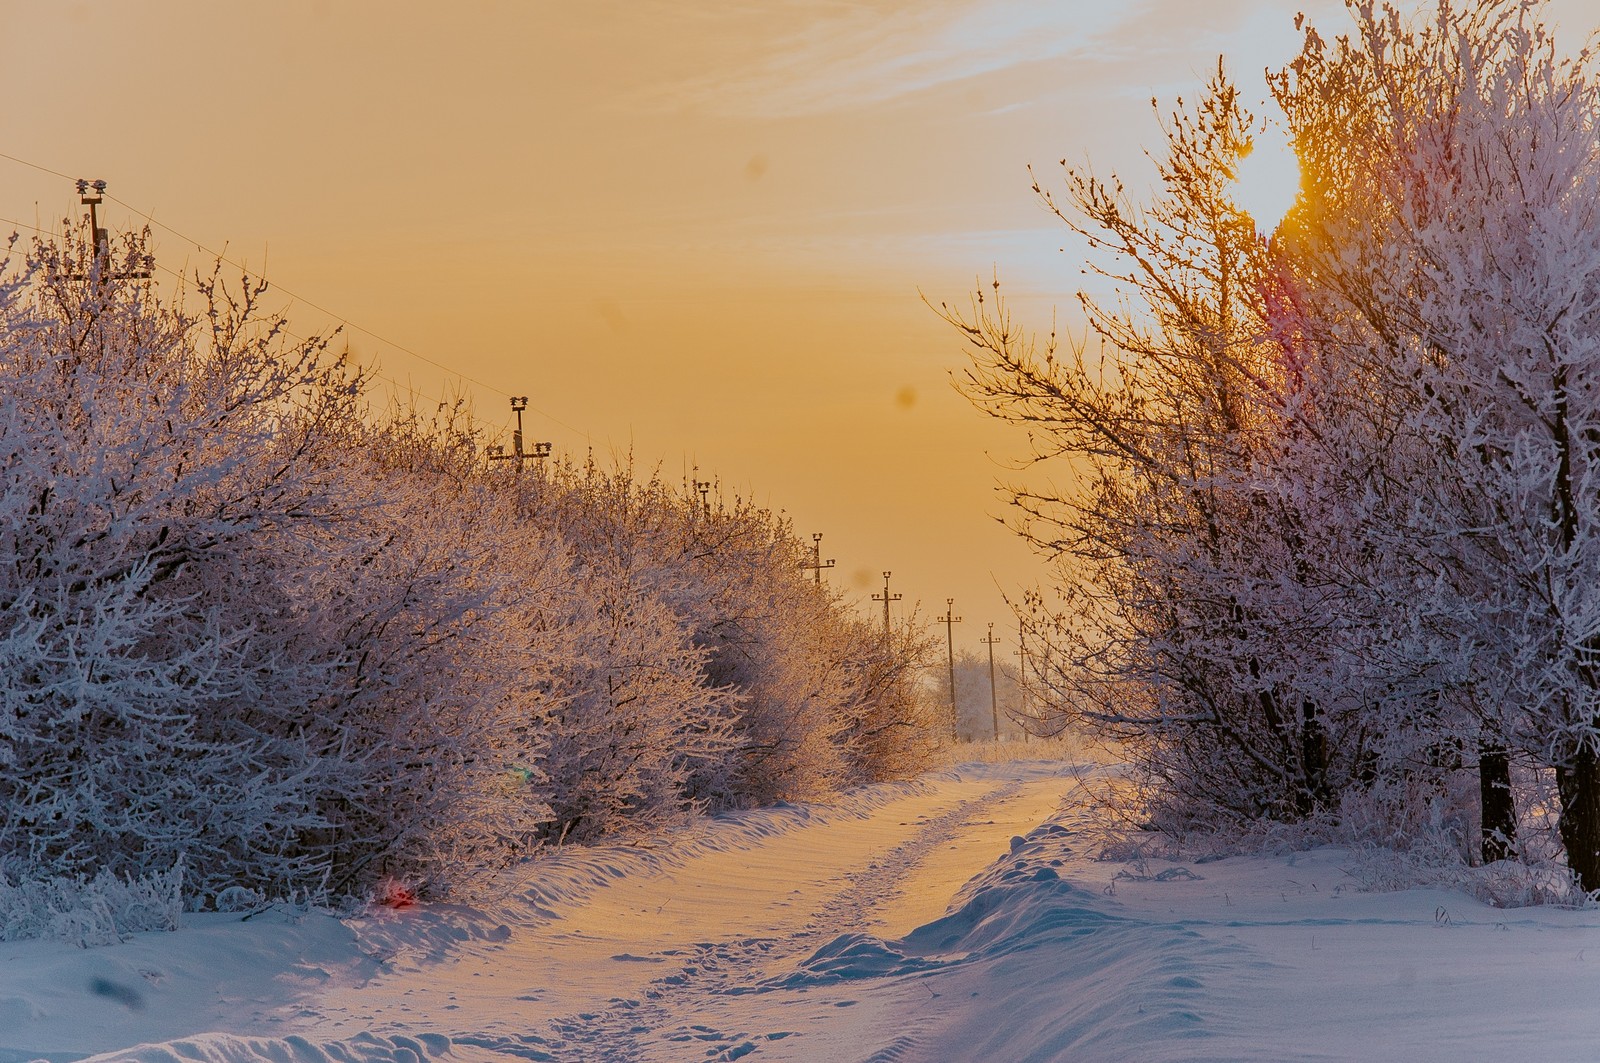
[[956, 0, 1600, 885], [0, 235, 368, 897], [951, 65, 1384, 827], [0, 216, 941, 916], [1274, 0, 1600, 881]]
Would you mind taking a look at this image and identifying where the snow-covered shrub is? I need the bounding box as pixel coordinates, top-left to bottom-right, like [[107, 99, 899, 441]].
[[537, 573, 739, 843], [0, 240, 372, 900], [517, 457, 939, 816], [0, 222, 938, 905], [276, 423, 562, 893], [0, 862, 183, 946], [0, 238, 550, 901]]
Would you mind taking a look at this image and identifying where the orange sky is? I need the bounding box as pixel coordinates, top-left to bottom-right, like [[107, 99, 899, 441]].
[[2, 0, 1594, 648]]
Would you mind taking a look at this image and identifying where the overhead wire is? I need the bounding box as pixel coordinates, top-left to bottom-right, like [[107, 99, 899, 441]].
[[0, 150, 73, 182], [0, 209, 490, 434], [0, 148, 591, 447], [0, 210, 502, 434], [106, 192, 590, 443]]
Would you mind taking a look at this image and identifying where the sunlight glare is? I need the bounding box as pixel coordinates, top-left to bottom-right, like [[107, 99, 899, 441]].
[[1232, 122, 1301, 232]]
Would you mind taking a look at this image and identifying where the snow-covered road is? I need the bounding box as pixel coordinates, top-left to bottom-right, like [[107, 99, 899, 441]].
[[1, 761, 1079, 1063], [13, 757, 1600, 1062], [307, 764, 1071, 1061]]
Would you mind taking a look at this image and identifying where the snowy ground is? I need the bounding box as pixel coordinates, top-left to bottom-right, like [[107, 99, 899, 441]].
[[6, 758, 1600, 1063]]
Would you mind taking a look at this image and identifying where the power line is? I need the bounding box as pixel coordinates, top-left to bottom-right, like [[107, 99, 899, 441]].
[[106, 190, 587, 441], [0, 150, 590, 447], [0, 210, 515, 442], [0, 214, 54, 239], [0, 150, 73, 182]]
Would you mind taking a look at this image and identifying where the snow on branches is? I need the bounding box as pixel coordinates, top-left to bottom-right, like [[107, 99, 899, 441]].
[[0, 229, 936, 923], [955, 0, 1600, 888]]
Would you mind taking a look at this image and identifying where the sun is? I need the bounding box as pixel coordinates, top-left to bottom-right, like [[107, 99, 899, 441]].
[[1231, 122, 1301, 232]]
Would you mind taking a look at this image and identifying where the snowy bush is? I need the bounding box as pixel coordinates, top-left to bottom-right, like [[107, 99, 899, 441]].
[[0, 862, 183, 946], [516, 457, 939, 820], [0, 239, 369, 899], [0, 223, 938, 905]]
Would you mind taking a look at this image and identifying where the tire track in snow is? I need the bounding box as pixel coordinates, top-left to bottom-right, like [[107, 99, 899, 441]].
[[491, 779, 1025, 1062]]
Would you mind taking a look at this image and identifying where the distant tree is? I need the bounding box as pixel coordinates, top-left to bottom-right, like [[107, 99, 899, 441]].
[[943, 650, 1026, 742]]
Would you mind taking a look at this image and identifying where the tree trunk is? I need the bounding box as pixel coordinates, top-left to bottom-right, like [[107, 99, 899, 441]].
[[1478, 742, 1515, 864], [1300, 698, 1329, 815], [1557, 744, 1600, 892]]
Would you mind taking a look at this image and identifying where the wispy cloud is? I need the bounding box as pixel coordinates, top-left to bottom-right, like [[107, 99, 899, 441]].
[[646, 0, 1152, 117]]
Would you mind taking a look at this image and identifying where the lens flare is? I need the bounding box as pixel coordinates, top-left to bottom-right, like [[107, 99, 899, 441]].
[[1232, 123, 1301, 232]]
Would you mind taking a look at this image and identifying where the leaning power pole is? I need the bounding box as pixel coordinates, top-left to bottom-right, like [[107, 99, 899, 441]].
[[798, 532, 835, 585], [938, 598, 962, 736], [486, 396, 551, 471], [981, 623, 1001, 740], [872, 571, 901, 641]]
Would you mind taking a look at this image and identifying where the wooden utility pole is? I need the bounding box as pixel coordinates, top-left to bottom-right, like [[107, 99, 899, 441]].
[[872, 571, 901, 641], [982, 623, 1001, 741], [486, 396, 551, 471], [799, 532, 835, 585], [1014, 617, 1030, 743], [72, 179, 150, 282], [938, 598, 962, 737]]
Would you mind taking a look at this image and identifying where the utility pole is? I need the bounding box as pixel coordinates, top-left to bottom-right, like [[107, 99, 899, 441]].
[[72, 179, 150, 282], [871, 571, 901, 641], [982, 623, 1001, 741], [798, 532, 835, 585], [486, 396, 551, 471], [1014, 617, 1030, 743], [938, 598, 962, 737], [694, 479, 712, 517]]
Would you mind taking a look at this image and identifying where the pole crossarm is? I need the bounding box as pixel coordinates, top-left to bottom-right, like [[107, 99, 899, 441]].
[[982, 623, 1002, 741], [871, 571, 902, 640], [487, 395, 552, 469], [799, 532, 836, 585], [938, 598, 962, 737]]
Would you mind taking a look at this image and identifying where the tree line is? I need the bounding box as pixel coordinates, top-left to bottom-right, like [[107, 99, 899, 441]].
[[0, 229, 941, 911]]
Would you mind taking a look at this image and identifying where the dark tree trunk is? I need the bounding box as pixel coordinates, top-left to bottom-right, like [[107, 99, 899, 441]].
[[1557, 744, 1600, 892], [1299, 698, 1330, 816], [1477, 742, 1515, 864]]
